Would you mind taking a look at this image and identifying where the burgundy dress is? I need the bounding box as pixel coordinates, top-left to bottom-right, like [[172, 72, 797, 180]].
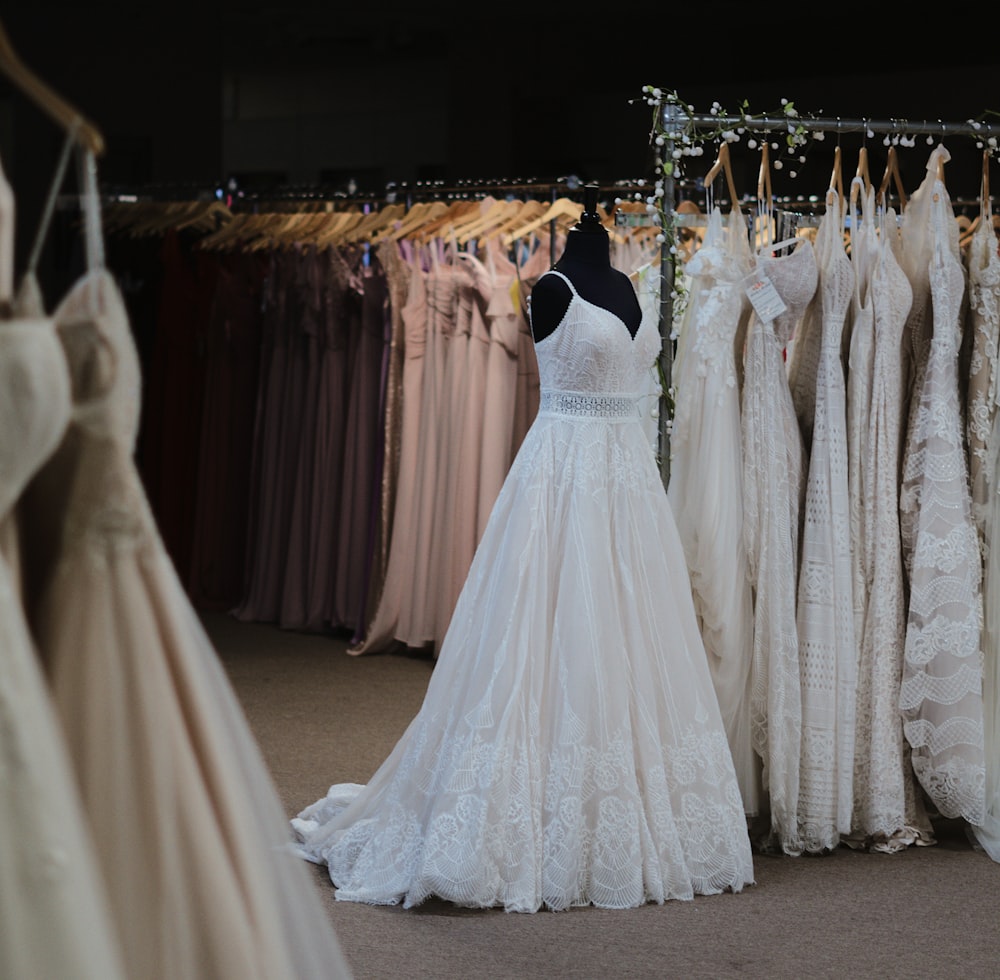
[[187, 248, 265, 610], [143, 228, 216, 586]]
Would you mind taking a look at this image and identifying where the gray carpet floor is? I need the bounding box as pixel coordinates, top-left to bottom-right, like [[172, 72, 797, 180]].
[[204, 611, 1000, 980]]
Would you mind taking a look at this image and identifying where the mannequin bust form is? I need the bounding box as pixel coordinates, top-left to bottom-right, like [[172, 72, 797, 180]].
[[529, 184, 642, 343]]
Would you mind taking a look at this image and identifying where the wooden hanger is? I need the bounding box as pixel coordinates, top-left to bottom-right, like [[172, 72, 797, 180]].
[[453, 197, 520, 246], [856, 146, 871, 192], [983, 148, 990, 216], [126, 200, 194, 238], [829, 145, 844, 202], [172, 200, 233, 235], [314, 209, 366, 248], [704, 141, 741, 212], [959, 149, 994, 249], [411, 199, 480, 242], [370, 200, 444, 243], [756, 142, 774, 249], [337, 203, 405, 244], [0, 19, 105, 156], [482, 198, 545, 242], [877, 145, 907, 211], [197, 210, 254, 251], [849, 147, 873, 217], [504, 197, 583, 246]]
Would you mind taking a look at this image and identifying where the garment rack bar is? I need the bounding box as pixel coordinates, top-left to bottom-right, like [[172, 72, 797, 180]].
[[670, 111, 996, 139]]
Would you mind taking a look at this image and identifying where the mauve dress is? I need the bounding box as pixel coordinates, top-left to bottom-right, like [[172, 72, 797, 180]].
[[279, 243, 325, 629], [511, 237, 552, 458], [353, 248, 395, 643], [234, 247, 303, 623], [403, 246, 460, 647], [428, 255, 475, 641], [300, 244, 352, 632], [478, 239, 531, 538], [432, 250, 495, 640], [350, 245, 429, 654], [333, 245, 388, 631], [357, 237, 411, 635]]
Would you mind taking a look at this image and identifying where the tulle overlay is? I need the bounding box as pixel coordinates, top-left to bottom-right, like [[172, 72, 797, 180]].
[[293, 272, 754, 912]]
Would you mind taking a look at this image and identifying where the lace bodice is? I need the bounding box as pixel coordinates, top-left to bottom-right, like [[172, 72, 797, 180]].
[[529, 270, 659, 401], [673, 208, 752, 429], [754, 238, 819, 347], [0, 319, 71, 518]]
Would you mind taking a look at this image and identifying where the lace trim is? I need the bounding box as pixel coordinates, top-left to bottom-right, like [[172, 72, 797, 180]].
[[538, 390, 640, 420]]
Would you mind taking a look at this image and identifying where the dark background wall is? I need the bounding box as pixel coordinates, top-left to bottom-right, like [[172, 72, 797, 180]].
[[2, 4, 999, 263]]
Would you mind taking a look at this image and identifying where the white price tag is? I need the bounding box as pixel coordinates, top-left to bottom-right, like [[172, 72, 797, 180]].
[[743, 272, 787, 323]]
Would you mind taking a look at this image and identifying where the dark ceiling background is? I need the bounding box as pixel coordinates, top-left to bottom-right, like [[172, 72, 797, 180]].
[[2, 4, 1000, 231]]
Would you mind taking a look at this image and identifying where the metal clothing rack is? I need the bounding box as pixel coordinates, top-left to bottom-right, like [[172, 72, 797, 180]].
[[651, 104, 997, 486]]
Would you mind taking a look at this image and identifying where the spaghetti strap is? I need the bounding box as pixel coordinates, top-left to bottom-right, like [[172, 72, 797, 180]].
[[23, 126, 77, 285], [542, 268, 578, 295]]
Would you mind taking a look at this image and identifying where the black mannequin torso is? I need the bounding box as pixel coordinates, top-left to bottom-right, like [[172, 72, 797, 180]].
[[528, 201, 642, 344]]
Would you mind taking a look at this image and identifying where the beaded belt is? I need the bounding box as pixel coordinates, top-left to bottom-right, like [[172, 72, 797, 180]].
[[538, 390, 641, 420]]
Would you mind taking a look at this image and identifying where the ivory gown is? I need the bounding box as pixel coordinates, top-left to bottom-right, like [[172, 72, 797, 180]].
[[293, 269, 754, 912]]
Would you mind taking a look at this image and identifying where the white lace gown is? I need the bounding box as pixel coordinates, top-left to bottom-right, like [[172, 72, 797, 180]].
[[965, 209, 1000, 860], [22, 153, 352, 980], [741, 235, 818, 855], [899, 146, 986, 825], [849, 206, 934, 851], [293, 269, 755, 912], [668, 206, 760, 817], [787, 191, 858, 854], [846, 182, 878, 654]]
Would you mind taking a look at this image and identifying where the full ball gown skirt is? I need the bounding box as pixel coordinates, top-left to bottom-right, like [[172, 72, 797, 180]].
[[293, 270, 755, 913]]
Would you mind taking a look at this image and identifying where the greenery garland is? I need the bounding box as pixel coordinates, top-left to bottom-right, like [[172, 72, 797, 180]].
[[626, 86, 1000, 440]]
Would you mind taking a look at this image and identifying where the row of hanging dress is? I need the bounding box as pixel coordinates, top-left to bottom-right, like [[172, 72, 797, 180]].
[[669, 142, 1000, 860], [105, 196, 658, 656], [4, 140, 352, 977], [232, 238, 389, 636], [356, 223, 661, 655], [357, 229, 552, 653]]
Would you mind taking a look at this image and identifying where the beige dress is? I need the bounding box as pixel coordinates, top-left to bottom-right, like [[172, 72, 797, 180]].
[[0, 319, 128, 980], [21, 152, 351, 980]]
